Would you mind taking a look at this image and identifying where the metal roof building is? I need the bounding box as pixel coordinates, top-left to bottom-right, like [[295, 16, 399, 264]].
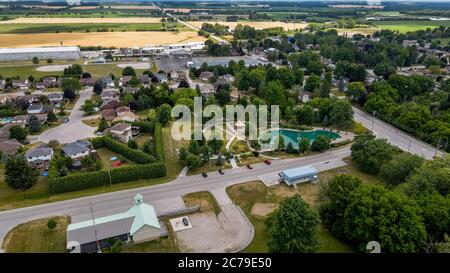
[[0, 46, 81, 61], [280, 165, 319, 186], [67, 194, 161, 253]]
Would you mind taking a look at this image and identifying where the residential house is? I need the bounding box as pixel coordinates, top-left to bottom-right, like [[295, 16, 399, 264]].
[[101, 108, 117, 121], [0, 123, 15, 140], [42, 76, 58, 88], [12, 115, 28, 126], [199, 71, 214, 81], [0, 93, 18, 105], [108, 123, 132, 143], [12, 80, 29, 90], [139, 75, 150, 86], [100, 99, 121, 111], [47, 93, 64, 105], [35, 82, 46, 90], [29, 113, 48, 124], [100, 89, 119, 102], [156, 73, 168, 83], [113, 111, 136, 123], [124, 87, 139, 94], [24, 147, 53, 170], [80, 78, 95, 86], [67, 194, 161, 253], [0, 139, 22, 157], [299, 91, 312, 103], [100, 77, 115, 88], [169, 71, 179, 80], [214, 74, 234, 90], [116, 106, 130, 116], [62, 140, 93, 167], [0, 79, 5, 90], [27, 103, 44, 114], [119, 76, 133, 87], [199, 84, 215, 96]]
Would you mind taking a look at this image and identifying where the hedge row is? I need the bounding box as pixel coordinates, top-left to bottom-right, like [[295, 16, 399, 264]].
[[132, 121, 155, 133], [94, 136, 156, 164], [48, 162, 166, 194], [153, 121, 164, 161]]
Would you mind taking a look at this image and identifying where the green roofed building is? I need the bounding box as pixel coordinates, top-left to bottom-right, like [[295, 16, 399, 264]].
[[66, 194, 161, 253]]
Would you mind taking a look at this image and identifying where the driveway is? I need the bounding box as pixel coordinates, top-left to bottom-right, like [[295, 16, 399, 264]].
[[39, 87, 96, 144]]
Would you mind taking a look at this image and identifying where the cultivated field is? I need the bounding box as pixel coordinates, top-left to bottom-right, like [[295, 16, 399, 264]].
[[375, 20, 450, 33], [0, 17, 164, 24], [188, 21, 307, 31], [0, 31, 205, 48], [105, 5, 158, 10]]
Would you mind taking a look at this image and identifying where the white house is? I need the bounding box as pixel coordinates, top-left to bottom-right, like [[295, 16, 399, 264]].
[[62, 140, 93, 161], [27, 103, 44, 114], [109, 123, 132, 143], [24, 147, 53, 170]]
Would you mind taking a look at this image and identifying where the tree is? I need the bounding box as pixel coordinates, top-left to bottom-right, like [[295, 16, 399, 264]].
[[178, 147, 188, 162], [47, 219, 57, 230], [28, 115, 41, 133], [80, 99, 96, 115], [5, 156, 39, 189], [93, 80, 103, 95], [122, 66, 136, 77], [47, 111, 57, 123], [32, 56, 39, 64], [127, 139, 138, 149], [311, 135, 330, 151], [436, 234, 450, 253], [320, 175, 427, 253], [185, 153, 203, 169], [374, 62, 396, 79], [304, 74, 321, 92], [264, 81, 286, 108], [294, 105, 314, 125], [9, 125, 27, 141], [329, 100, 354, 129], [215, 84, 231, 106], [61, 77, 81, 91], [47, 140, 60, 149], [188, 140, 201, 155], [98, 119, 109, 132], [266, 195, 320, 253], [216, 153, 224, 166], [298, 138, 310, 153], [63, 87, 76, 101], [346, 82, 366, 102], [63, 64, 83, 77], [286, 142, 294, 154], [157, 103, 172, 126], [351, 133, 394, 174], [379, 153, 424, 187]]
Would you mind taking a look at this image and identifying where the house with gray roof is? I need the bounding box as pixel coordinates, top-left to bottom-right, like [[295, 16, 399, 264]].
[[24, 147, 53, 170], [67, 194, 161, 253], [26, 103, 44, 114], [62, 140, 93, 161]]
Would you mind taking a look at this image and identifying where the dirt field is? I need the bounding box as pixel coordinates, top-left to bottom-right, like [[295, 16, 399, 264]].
[[0, 17, 164, 24], [0, 31, 205, 48], [188, 21, 307, 31], [251, 203, 278, 217]]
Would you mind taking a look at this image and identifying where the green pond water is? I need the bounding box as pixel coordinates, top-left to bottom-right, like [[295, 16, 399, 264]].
[[263, 129, 341, 148]]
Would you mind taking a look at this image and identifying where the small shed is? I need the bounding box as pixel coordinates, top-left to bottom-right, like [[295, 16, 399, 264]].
[[280, 165, 319, 186]]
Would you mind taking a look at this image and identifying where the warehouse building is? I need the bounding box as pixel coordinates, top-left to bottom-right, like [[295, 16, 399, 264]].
[[189, 56, 262, 69], [0, 46, 81, 61], [279, 165, 319, 186]]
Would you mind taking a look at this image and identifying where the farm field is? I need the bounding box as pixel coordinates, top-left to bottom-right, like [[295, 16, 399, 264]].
[[187, 21, 308, 31], [375, 20, 450, 32], [0, 23, 187, 34], [0, 31, 205, 48], [0, 17, 164, 24]]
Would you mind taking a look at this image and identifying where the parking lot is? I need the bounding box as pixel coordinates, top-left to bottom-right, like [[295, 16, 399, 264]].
[[156, 56, 190, 72]]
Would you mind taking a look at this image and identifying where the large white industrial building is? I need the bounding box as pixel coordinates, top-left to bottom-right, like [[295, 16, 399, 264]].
[[0, 46, 81, 61]]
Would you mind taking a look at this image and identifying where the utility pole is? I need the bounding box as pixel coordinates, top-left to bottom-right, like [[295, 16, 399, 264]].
[[89, 200, 102, 253], [408, 138, 411, 152], [108, 169, 112, 187]]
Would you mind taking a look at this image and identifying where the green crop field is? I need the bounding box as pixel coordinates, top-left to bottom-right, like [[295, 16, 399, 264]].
[[375, 20, 450, 33], [0, 22, 189, 34]]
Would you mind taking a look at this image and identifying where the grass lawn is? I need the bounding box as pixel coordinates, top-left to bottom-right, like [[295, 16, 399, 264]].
[[134, 133, 151, 147], [2, 216, 70, 253], [82, 118, 100, 128], [183, 191, 221, 215], [375, 20, 450, 33], [96, 147, 136, 169], [230, 139, 251, 154], [162, 124, 186, 179], [121, 236, 179, 253], [187, 159, 232, 176], [227, 175, 357, 253]]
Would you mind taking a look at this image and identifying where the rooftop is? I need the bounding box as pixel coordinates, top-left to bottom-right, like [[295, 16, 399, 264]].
[[281, 165, 319, 178], [0, 46, 80, 54]]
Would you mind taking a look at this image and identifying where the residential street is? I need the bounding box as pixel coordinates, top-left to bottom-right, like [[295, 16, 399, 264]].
[[39, 87, 96, 144], [0, 147, 350, 250]]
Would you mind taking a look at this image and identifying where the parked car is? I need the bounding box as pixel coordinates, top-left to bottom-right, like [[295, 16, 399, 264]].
[[218, 169, 224, 175], [182, 217, 189, 226], [253, 151, 259, 157], [246, 164, 253, 169], [63, 118, 69, 123], [202, 172, 208, 178], [264, 160, 271, 165]]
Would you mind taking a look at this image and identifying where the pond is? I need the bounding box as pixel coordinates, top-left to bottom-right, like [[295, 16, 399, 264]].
[[261, 128, 341, 149]]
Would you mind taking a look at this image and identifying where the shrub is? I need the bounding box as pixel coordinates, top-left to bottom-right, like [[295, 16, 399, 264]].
[[153, 121, 164, 161], [47, 219, 57, 230], [132, 121, 155, 133], [92, 137, 105, 149], [103, 137, 155, 164], [48, 162, 166, 194]]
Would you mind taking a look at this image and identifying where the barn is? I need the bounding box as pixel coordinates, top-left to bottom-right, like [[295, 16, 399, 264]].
[[0, 46, 81, 61]]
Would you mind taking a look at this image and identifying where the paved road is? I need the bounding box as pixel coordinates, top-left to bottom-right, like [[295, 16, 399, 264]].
[[353, 107, 442, 160], [0, 147, 349, 248], [39, 87, 96, 144]]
